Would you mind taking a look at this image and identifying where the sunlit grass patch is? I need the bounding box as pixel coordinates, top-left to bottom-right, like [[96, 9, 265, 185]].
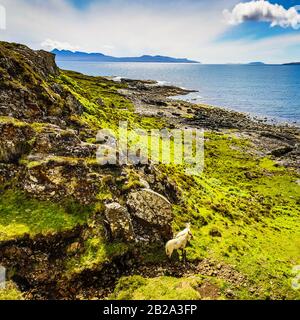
[[109, 275, 202, 300], [0, 190, 92, 241]]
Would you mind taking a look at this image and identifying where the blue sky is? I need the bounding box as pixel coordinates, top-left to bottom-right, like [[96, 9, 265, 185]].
[[0, 0, 299, 63], [68, 0, 93, 9]]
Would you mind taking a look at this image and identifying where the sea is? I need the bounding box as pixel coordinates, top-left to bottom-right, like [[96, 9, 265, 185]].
[[56, 61, 300, 125]]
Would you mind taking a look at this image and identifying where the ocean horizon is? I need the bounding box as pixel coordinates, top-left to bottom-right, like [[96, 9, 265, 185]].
[[56, 61, 300, 125]]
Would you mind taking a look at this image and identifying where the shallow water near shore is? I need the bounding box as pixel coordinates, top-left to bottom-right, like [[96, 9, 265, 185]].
[[56, 61, 300, 125]]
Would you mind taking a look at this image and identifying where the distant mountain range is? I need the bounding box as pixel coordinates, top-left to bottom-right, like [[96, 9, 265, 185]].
[[247, 62, 265, 65], [52, 49, 199, 63], [282, 62, 300, 65]]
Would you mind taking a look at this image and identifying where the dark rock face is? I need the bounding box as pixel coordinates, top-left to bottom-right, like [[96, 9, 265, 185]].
[[209, 228, 222, 237], [0, 42, 58, 79], [270, 146, 294, 157], [0, 121, 34, 163], [0, 163, 18, 185]]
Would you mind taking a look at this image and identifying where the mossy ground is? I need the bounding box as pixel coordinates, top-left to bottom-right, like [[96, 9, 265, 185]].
[[57, 71, 166, 132], [65, 233, 129, 276], [109, 132, 300, 298]]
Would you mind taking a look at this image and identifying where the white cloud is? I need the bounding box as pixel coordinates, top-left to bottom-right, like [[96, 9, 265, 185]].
[[41, 39, 80, 51], [0, 0, 233, 60], [102, 44, 115, 50], [0, 0, 299, 63], [223, 0, 300, 29]]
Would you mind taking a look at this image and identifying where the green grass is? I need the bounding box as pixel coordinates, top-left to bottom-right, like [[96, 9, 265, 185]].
[[109, 275, 202, 300], [0, 190, 92, 241], [155, 132, 300, 299]]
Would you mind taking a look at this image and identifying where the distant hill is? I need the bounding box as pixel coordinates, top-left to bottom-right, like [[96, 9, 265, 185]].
[[247, 62, 265, 65], [52, 49, 199, 63], [282, 62, 300, 65]]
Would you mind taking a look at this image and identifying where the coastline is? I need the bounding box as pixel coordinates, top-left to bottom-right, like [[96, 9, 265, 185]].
[[58, 60, 300, 126], [108, 74, 300, 128], [116, 76, 300, 172]]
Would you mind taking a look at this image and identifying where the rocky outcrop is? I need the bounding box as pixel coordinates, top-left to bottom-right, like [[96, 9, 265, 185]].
[[31, 124, 96, 158], [0, 117, 100, 203], [104, 203, 135, 242], [0, 41, 82, 126], [103, 189, 174, 243], [22, 160, 103, 204], [0, 42, 58, 80]]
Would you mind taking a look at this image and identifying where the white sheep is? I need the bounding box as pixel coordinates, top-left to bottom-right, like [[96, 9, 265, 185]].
[[165, 224, 193, 261]]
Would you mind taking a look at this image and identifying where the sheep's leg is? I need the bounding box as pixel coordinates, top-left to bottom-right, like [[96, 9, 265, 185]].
[[181, 249, 186, 263], [183, 249, 187, 264]]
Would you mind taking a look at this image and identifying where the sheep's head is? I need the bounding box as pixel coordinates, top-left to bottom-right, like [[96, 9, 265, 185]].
[[188, 229, 193, 240]]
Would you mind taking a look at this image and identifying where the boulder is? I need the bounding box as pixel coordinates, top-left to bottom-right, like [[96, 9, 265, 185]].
[[104, 202, 135, 242], [127, 189, 173, 241]]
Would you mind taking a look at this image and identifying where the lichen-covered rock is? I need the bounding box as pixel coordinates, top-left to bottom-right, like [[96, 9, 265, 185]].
[[22, 160, 103, 204], [127, 189, 173, 241], [31, 124, 97, 158], [104, 202, 135, 242], [0, 121, 34, 163]]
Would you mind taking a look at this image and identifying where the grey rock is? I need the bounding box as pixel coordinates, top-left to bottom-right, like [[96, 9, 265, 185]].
[[104, 202, 135, 242], [127, 189, 173, 240]]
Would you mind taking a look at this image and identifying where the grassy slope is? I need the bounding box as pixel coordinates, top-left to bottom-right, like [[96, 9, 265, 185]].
[[0, 66, 299, 299], [162, 133, 300, 299]]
